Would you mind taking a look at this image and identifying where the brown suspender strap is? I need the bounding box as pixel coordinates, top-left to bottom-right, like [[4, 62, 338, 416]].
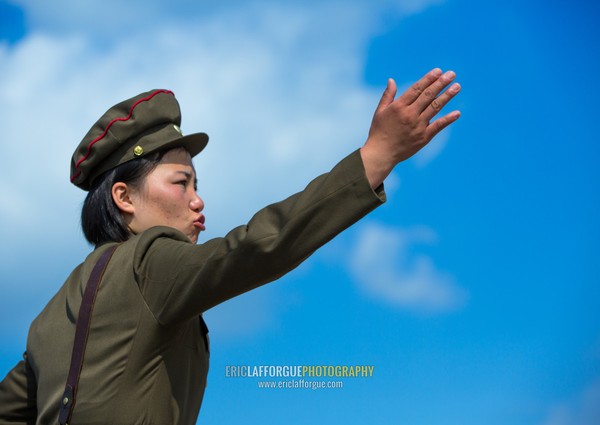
[[58, 245, 118, 425]]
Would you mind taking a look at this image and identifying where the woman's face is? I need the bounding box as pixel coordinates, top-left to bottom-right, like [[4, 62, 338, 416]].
[[125, 148, 205, 243]]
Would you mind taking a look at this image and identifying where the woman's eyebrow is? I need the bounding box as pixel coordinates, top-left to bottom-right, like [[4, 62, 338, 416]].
[[175, 170, 192, 179]]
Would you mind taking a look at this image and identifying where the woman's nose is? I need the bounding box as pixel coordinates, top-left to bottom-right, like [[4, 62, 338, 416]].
[[190, 193, 204, 212]]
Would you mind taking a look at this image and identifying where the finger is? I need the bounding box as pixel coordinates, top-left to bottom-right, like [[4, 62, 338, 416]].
[[425, 110, 461, 141], [398, 68, 442, 105], [413, 70, 456, 113], [375, 78, 397, 113], [421, 82, 461, 122]]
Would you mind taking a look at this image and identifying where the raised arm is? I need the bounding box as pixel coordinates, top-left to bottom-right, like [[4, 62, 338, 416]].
[[360, 68, 461, 189]]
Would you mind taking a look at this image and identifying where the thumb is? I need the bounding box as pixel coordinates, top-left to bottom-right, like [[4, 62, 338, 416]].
[[375, 78, 397, 112]]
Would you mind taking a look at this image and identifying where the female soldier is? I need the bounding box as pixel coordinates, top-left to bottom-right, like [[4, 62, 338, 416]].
[[0, 68, 460, 424]]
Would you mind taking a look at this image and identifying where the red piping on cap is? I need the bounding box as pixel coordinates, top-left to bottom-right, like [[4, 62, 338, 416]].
[[70, 89, 175, 183]]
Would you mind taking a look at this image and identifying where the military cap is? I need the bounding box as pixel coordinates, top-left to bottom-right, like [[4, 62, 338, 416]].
[[70, 89, 208, 190]]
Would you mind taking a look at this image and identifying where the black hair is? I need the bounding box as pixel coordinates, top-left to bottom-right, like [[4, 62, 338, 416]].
[[81, 151, 165, 247]]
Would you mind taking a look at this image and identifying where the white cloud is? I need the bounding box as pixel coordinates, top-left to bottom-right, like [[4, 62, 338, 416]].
[[10, 0, 446, 39], [350, 222, 467, 313], [541, 379, 600, 425]]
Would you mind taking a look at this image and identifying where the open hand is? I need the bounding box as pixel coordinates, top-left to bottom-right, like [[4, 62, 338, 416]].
[[361, 68, 461, 188]]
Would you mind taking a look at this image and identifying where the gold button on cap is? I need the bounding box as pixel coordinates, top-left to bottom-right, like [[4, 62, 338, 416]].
[[63, 397, 69, 405], [173, 124, 183, 135], [133, 146, 144, 156]]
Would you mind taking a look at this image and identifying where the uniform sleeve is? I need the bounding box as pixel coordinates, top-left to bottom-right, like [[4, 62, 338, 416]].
[[134, 149, 386, 325], [0, 354, 37, 425]]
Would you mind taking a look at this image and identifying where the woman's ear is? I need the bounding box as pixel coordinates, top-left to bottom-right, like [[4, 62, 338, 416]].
[[112, 182, 136, 215]]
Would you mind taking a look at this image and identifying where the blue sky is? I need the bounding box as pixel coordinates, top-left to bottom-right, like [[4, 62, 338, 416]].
[[1, 0, 599, 424]]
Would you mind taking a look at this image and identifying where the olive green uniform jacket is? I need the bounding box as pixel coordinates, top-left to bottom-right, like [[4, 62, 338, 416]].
[[0, 150, 385, 425]]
